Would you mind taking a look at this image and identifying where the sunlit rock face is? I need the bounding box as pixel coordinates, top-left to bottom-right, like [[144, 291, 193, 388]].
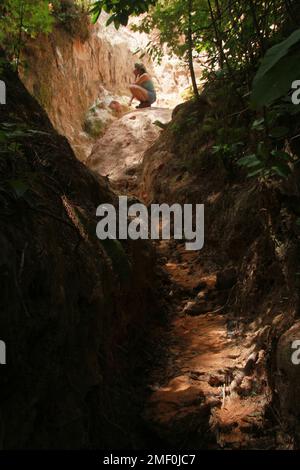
[[21, 14, 191, 161], [87, 107, 172, 182]]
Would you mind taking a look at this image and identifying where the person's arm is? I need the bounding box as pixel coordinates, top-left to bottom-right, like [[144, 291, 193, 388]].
[[135, 73, 150, 86]]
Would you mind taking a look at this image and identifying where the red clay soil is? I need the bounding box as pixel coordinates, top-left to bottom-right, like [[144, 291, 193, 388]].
[[144, 240, 275, 449], [86, 106, 297, 449]]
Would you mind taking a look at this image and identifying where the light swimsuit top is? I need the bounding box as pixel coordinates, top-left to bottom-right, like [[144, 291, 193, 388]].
[[141, 79, 156, 94], [137, 73, 156, 95]]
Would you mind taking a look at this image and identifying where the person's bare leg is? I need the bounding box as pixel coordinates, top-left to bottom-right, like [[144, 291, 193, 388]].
[[129, 85, 149, 103]]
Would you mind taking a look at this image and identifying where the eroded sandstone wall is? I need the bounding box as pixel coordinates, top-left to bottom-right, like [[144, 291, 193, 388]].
[[21, 14, 191, 162], [0, 65, 161, 449]]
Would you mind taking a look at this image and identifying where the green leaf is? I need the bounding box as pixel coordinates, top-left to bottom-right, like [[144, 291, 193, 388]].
[[246, 159, 263, 168], [269, 126, 289, 139], [251, 29, 300, 107], [0, 131, 8, 143], [106, 14, 116, 26], [255, 29, 300, 81], [238, 154, 261, 167], [247, 168, 264, 178], [90, 1, 102, 24], [271, 162, 291, 178], [271, 150, 290, 160], [7, 179, 29, 198], [153, 120, 168, 129], [252, 118, 265, 131]]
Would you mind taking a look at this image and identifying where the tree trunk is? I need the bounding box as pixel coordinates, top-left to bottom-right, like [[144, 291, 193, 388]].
[[248, 0, 265, 54], [207, 0, 226, 68], [187, 0, 200, 100], [16, 0, 25, 73]]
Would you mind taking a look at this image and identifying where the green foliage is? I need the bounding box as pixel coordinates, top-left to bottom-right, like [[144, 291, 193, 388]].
[[1, 0, 299, 186], [89, 0, 156, 28], [52, 0, 90, 40], [83, 116, 105, 138], [0, 121, 49, 157], [0, 0, 54, 67], [238, 148, 291, 179], [7, 178, 29, 199], [212, 142, 244, 160], [251, 29, 300, 107], [134, 0, 291, 77], [132, 0, 197, 57], [0, 120, 51, 211], [86, 0, 300, 184], [246, 24, 300, 179], [0, 1, 92, 66], [153, 120, 168, 130]]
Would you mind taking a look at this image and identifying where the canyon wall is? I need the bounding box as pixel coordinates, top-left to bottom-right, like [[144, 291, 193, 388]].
[[139, 99, 300, 446], [21, 14, 191, 161], [0, 64, 162, 449]]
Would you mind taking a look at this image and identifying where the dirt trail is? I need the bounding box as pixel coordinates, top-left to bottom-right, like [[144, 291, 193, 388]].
[[86, 108, 277, 449], [145, 241, 274, 449]]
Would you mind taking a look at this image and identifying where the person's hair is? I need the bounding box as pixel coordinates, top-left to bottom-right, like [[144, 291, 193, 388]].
[[134, 63, 147, 75]]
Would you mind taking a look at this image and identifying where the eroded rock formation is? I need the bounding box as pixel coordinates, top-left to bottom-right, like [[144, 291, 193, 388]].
[[21, 14, 190, 161], [87, 107, 172, 186], [0, 65, 162, 449]]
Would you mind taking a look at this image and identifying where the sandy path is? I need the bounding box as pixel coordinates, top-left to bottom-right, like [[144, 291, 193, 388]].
[[86, 109, 275, 449], [144, 241, 273, 449]]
